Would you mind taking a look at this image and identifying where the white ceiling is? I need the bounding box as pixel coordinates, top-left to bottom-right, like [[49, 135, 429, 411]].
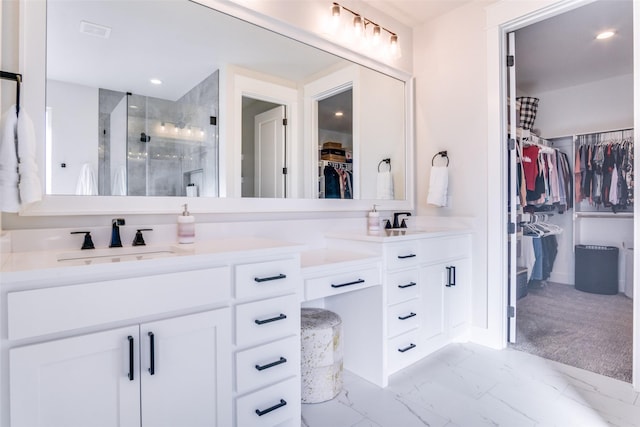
[[366, 0, 633, 95]]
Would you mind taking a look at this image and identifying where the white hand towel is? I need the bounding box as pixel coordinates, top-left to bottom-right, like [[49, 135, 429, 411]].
[[111, 165, 126, 196], [427, 166, 448, 207], [376, 170, 394, 200], [76, 163, 98, 195], [16, 108, 43, 205], [0, 106, 20, 212]]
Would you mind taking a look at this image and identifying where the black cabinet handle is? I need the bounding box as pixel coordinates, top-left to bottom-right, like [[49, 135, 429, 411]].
[[331, 278, 365, 288], [398, 281, 417, 289], [148, 332, 155, 375], [255, 357, 287, 371], [451, 266, 456, 287], [255, 399, 287, 416], [255, 313, 287, 325], [127, 336, 134, 381], [446, 266, 456, 287], [254, 273, 286, 283], [398, 312, 417, 320], [398, 343, 416, 353], [397, 254, 416, 259]]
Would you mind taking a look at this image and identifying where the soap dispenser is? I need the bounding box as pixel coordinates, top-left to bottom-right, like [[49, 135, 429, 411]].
[[368, 204, 380, 232], [177, 204, 195, 244]]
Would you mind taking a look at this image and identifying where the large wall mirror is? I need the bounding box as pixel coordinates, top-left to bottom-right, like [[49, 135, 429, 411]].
[[20, 0, 413, 214]]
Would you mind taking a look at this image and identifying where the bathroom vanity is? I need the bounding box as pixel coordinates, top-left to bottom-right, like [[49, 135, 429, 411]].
[[0, 228, 471, 427]]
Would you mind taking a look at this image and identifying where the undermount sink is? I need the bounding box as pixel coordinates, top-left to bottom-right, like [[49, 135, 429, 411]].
[[57, 246, 179, 265]]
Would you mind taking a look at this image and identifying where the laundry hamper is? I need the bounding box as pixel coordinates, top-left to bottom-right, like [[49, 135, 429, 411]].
[[300, 308, 343, 403], [574, 245, 619, 295]]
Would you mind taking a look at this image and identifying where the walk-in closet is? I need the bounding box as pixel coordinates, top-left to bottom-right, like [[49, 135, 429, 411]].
[[507, 0, 634, 383]]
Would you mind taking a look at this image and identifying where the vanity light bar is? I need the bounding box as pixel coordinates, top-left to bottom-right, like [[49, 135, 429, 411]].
[[330, 2, 398, 47]]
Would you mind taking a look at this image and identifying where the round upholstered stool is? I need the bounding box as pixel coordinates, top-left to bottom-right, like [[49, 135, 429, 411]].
[[300, 307, 343, 403]]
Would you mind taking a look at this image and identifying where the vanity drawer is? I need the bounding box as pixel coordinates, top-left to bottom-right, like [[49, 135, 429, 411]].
[[304, 265, 380, 301], [236, 336, 299, 394], [236, 376, 299, 427], [386, 269, 420, 305], [387, 298, 421, 338], [7, 266, 230, 340], [384, 241, 421, 270], [235, 258, 300, 299], [236, 294, 299, 348], [421, 235, 470, 263], [387, 329, 422, 374]]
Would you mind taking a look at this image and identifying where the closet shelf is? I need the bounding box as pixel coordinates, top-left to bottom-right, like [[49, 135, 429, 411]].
[[574, 212, 633, 219]]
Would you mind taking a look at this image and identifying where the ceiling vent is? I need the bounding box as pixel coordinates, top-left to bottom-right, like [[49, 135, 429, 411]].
[[79, 20, 111, 39]]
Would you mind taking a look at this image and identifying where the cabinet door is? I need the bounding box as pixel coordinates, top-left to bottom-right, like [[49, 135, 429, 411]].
[[420, 263, 446, 342], [10, 326, 141, 427], [446, 258, 471, 339], [140, 309, 231, 427]]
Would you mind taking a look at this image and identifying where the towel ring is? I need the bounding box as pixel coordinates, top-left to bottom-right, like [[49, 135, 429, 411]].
[[378, 158, 391, 172], [431, 151, 449, 167]]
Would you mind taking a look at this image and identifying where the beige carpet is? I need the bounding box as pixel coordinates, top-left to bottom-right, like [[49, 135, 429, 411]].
[[510, 281, 633, 383]]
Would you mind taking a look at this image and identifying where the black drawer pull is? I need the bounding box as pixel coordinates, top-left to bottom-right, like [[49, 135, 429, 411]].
[[255, 313, 287, 325], [255, 399, 287, 416], [398, 343, 416, 353], [398, 281, 417, 289], [254, 273, 287, 283], [446, 266, 457, 287], [331, 278, 365, 288], [397, 254, 416, 259], [127, 335, 134, 381], [148, 332, 155, 375], [398, 312, 417, 320], [255, 357, 287, 371]]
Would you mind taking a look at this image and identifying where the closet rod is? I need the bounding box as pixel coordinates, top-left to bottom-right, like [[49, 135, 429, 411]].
[[575, 127, 634, 137], [574, 212, 633, 219], [0, 71, 22, 115]]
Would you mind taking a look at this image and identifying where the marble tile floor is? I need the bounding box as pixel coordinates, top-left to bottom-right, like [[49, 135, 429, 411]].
[[301, 343, 640, 427]]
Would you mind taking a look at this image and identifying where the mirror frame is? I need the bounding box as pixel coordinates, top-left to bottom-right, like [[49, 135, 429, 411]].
[[18, 0, 415, 216]]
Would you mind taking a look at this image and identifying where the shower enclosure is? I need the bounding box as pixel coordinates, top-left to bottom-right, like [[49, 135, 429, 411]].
[[98, 71, 219, 197]]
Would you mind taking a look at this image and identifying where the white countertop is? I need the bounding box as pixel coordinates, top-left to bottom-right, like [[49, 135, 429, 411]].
[[325, 226, 472, 243], [1, 237, 306, 279]]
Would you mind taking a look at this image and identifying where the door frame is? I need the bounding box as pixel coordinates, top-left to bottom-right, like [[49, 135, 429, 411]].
[[486, 0, 640, 389]]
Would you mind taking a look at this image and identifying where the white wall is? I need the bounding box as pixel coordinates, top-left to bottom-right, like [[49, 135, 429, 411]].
[[413, 1, 492, 329], [535, 73, 634, 137], [47, 79, 99, 195]]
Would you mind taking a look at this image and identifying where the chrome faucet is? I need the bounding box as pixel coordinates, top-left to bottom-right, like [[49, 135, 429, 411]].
[[109, 218, 125, 248], [392, 212, 412, 229]]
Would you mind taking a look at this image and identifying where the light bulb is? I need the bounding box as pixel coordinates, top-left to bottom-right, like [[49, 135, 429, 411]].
[[353, 15, 363, 36], [390, 34, 399, 55], [331, 3, 340, 25], [372, 25, 381, 45]]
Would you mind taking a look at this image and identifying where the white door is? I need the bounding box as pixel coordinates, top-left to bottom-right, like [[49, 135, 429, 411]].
[[9, 326, 141, 427], [507, 31, 519, 343], [254, 106, 286, 198], [140, 309, 231, 427]]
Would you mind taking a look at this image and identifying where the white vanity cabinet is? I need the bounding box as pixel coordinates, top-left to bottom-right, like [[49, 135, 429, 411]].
[[1, 238, 305, 427], [233, 258, 302, 427], [10, 309, 231, 427], [327, 230, 472, 379]]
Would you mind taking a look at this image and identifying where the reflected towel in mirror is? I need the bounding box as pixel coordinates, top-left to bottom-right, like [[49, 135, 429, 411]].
[[0, 105, 20, 212], [427, 166, 448, 207], [376, 171, 394, 200], [16, 107, 42, 205], [76, 163, 98, 195], [111, 165, 126, 196]]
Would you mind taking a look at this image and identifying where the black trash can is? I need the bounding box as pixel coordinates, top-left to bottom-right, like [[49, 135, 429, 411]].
[[574, 245, 619, 295]]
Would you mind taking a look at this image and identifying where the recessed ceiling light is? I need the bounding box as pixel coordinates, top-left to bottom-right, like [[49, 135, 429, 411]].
[[129, 105, 138, 109], [596, 30, 615, 40], [79, 20, 111, 39], [150, 78, 163, 85], [335, 111, 344, 117]]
